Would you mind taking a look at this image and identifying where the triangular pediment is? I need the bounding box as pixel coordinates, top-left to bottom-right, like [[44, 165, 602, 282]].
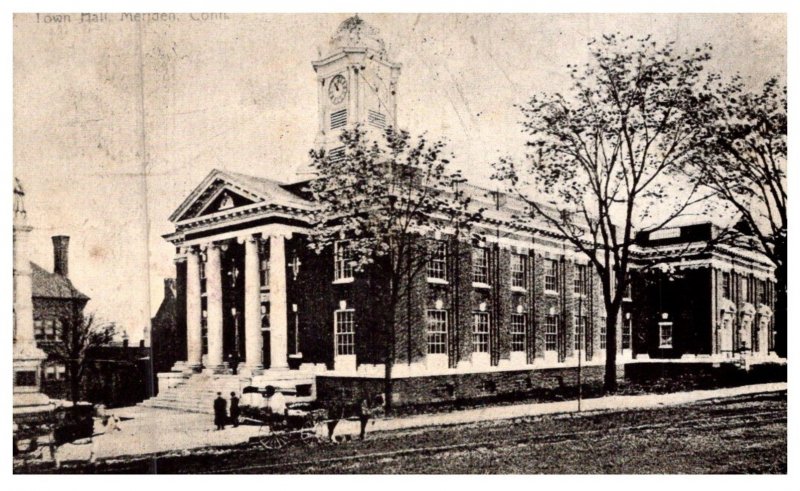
[[198, 188, 257, 216], [169, 170, 267, 223]]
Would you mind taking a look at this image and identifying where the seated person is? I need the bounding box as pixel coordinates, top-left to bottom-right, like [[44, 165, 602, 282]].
[[264, 385, 287, 416], [240, 386, 267, 409]]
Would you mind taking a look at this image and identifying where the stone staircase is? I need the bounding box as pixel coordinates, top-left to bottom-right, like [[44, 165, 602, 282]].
[[139, 370, 316, 414]]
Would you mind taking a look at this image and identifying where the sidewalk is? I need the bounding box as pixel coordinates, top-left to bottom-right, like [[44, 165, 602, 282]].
[[50, 382, 786, 464], [364, 382, 787, 435]]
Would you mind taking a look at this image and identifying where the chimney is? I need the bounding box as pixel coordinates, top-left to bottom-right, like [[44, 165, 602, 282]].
[[52, 235, 70, 278], [164, 278, 176, 298]]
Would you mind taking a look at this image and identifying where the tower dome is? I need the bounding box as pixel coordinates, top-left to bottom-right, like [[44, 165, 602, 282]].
[[329, 15, 387, 59]]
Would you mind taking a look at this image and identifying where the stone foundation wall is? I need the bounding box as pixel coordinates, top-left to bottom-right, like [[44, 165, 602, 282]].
[[316, 364, 624, 408]]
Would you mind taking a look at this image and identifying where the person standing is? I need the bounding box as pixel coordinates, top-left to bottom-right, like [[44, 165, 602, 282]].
[[357, 394, 384, 441], [357, 398, 371, 441], [229, 392, 240, 428], [213, 392, 227, 430]]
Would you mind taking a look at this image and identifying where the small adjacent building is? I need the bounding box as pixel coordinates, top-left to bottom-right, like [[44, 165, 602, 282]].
[[32, 236, 91, 393], [150, 278, 185, 392]]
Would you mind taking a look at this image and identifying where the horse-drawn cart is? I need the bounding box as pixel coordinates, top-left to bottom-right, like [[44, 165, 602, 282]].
[[242, 405, 329, 450]]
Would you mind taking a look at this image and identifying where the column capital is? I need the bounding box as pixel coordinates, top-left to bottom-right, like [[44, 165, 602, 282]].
[[267, 231, 293, 240], [237, 233, 262, 245], [181, 244, 200, 256]]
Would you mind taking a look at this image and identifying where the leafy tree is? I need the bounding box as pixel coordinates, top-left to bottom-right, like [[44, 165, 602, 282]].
[[493, 34, 714, 392], [690, 77, 786, 356], [50, 311, 117, 407], [307, 125, 482, 411]]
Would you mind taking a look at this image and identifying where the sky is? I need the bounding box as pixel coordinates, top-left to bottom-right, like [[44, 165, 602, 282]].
[[12, 13, 786, 341]]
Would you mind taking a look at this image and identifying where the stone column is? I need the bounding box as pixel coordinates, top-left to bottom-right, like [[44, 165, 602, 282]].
[[13, 223, 36, 348], [269, 234, 289, 369], [185, 247, 203, 371], [205, 243, 225, 372], [243, 236, 264, 373]]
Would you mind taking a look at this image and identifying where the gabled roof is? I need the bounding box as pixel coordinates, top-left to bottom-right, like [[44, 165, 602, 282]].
[[168, 169, 312, 223], [30, 262, 89, 301]]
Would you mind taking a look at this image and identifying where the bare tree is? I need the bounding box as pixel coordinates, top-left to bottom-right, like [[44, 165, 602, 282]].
[[50, 311, 117, 408], [493, 34, 714, 392], [690, 77, 787, 356], [307, 125, 482, 411]]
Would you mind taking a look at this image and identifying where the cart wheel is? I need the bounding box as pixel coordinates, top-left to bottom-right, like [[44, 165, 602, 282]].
[[259, 433, 289, 450], [299, 428, 318, 446]]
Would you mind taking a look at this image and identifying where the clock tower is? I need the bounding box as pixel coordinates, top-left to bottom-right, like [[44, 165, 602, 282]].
[[309, 15, 402, 162]]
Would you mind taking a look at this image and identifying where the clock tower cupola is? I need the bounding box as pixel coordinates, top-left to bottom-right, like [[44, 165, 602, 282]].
[[311, 15, 402, 155]]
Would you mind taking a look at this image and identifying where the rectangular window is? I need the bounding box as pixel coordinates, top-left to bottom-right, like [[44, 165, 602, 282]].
[[741, 277, 749, 303], [259, 256, 269, 289], [510, 313, 526, 352], [545, 315, 558, 351], [50, 320, 61, 341], [545, 259, 559, 292], [622, 317, 632, 350], [37, 319, 56, 341], [426, 310, 448, 355], [623, 280, 632, 300], [334, 240, 354, 281], [744, 277, 756, 303], [511, 253, 526, 289], [34, 320, 45, 340], [573, 264, 587, 295], [335, 310, 355, 356], [573, 313, 587, 351], [473, 247, 489, 284], [758, 279, 768, 304], [45, 365, 58, 381], [472, 312, 490, 353], [427, 241, 448, 281], [368, 109, 387, 129], [599, 318, 608, 350], [722, 271, 732, 299], [659, 322, 673, 348], [330, 109, 348, 129]]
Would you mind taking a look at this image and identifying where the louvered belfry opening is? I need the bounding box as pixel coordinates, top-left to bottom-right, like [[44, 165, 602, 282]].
[[330, 108, 347, 129]]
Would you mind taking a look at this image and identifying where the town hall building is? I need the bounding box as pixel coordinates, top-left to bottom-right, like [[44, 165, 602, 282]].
[[144, 16, 780, 411]]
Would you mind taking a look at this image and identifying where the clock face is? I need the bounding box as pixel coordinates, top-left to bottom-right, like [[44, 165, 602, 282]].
[[328, 74, 348, 105]]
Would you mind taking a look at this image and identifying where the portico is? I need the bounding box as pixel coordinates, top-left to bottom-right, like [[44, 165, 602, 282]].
[[180, 226, 296, 375]]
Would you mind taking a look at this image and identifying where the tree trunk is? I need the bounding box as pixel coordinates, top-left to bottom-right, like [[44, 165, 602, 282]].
[[383, 286, 399, 414], [603, 303, 620, 393], [383, 318, 395, 414], [69, 361, 81, 408]]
